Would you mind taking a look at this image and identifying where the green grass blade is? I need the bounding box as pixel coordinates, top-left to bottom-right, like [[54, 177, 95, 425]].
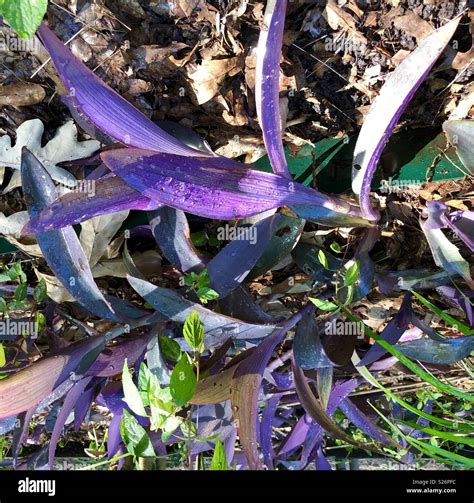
[[345, 308, 474, 403], [412, 291, 474, 335]]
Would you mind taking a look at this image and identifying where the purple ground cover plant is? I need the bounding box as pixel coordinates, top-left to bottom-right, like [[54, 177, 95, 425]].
[[0, 3, 471, 471]]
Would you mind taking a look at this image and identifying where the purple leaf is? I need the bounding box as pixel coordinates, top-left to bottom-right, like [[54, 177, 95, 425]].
[[396, 336, 474, 365], [219, 286, 275, 324], [86, 332, 152, 377], [102, 148, 364, 221], [127, 275, 277, 348], [231, 305, 313, 469], [352, 17, 461, 220], [298, 378, 363, 468], [290, 204, 372, 228], [24, 175, 161, 233], [376, 269, 452, 294], [339, 398, 395, 446], [255, 0, 290, 179], [277, 413, 312, 457], [292, 359, 378, 453], [0, 334, 106, 418], [149, 207, 204, 274], [293, 313, 342, 369], [21, 148, 120, 321], [48, 376, 93, 468], [37, 24, 208, 157], [206, 214, 282, 297], [314, 445, 332, 471], [149, 207, 276, 319], [437, 286, 473, 327], [420, 203, 473, 286], [260, 393, 283, 469]]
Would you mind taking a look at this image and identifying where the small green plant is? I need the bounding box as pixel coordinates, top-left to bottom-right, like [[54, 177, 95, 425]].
[[120, 311, 210, 468], [183, 269, 219, 305], [0, 261, 47, 318], [310, 254, 360, 312]]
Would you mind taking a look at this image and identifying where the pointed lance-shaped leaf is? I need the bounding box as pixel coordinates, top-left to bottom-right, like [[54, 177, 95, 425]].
[[255, 0, 291, 179], [292, 359, 383, 454], [21, 148, 120, 321], [37, 24, 208, 157], [101, 148, 365, 221], [149, 206, 205, 274], [0, 334, 106, 418], [231, 304, 314, 469], [23, 175, 161, 233], [396, 336, 474, 365], [206, 214, 282, 297], [127, 275, 277, 348], [420, 203, 473, 287], [352, 16, 461, 221]]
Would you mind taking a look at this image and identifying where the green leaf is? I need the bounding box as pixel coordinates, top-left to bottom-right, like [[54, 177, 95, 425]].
[[330, 242, 341, 254], [210, 438, 229, 470], [122, 359, 147, 417], [120, 409, 155, 458], [197, 287, 219, 304], [196, 269, 211, 289], [399, 421, 474, 447], [170, 353, 196, 407], [35, 311, 46, 333], [317, 250, 329, 269], [412, 291, 474, 335], [184, 272, 197, 286], [14, 283, 27, 303], [0, 343, 5, 368], [190, 230, 208, 247], [0, 0, 48, 39], [345, 308, 474, 403], [33, 278, 47, 303], [183, 310, 205, 353], [344, 260, 360, 287], [309, 297, 338, 312], [0, 297, 7, 314], [6, 262, 26, 283], [158, 336, 181, 363]]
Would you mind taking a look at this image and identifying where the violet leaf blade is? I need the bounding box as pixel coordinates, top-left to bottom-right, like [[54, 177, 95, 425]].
[[395, 336, 474, 365], [0, 334, 106, 418], [352, 17, 461, 220], [21, 148, 120, 321], [24, 175, 161, 233], [149, 206, 204, 274], [339, 398, 396, 447], [231, 305, 313, 469], [37, 24, 208, 157], [291, 204, 372, 228], [255, 0, 290, 179], [420, 212, 473, 287], [102, 148, 365, 221], [206, 214, 282, 297], [48, 376, 93, 468], [127, 275, 277, 348]]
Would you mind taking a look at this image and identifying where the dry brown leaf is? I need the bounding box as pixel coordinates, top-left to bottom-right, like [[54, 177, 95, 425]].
[[185, 57, 241, 104], [0, 82, 45, 107]]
